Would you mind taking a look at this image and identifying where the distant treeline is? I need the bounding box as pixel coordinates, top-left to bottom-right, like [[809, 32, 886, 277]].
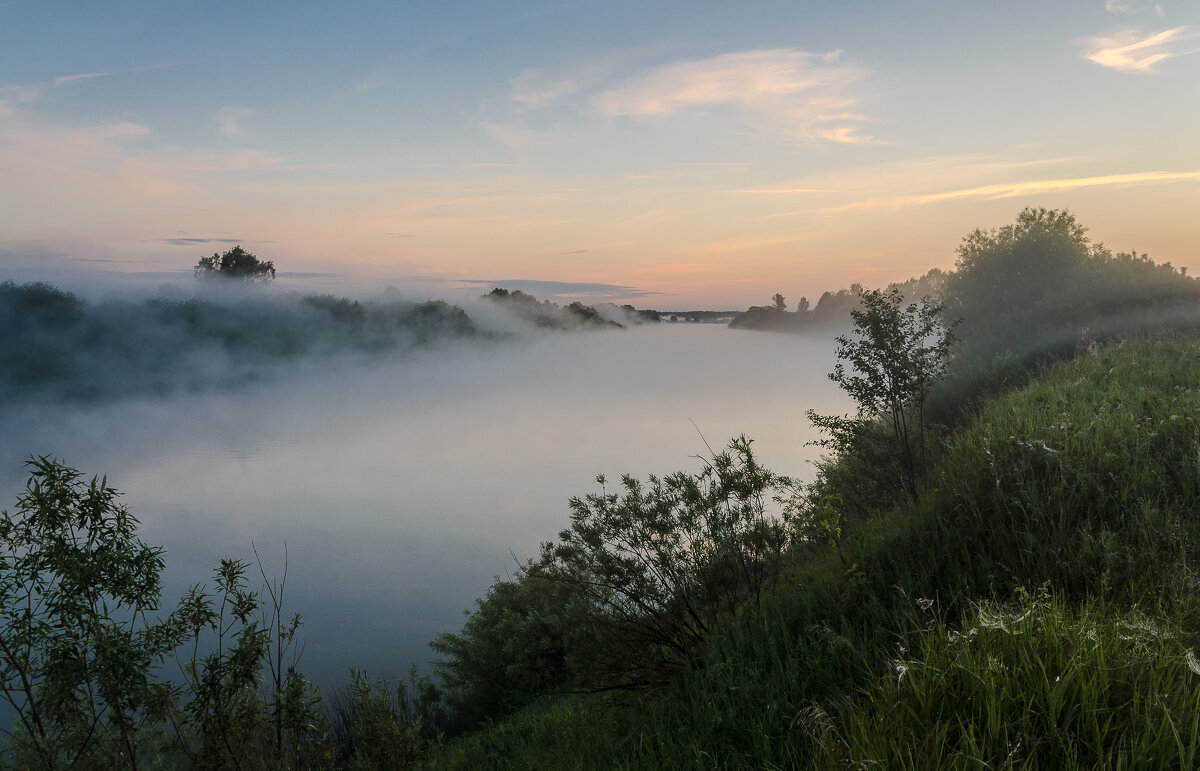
[[0, 283, 668, 404], [659, 310, 741, 323], [730, 217, 1200, 367], [729, 270, 947, 332], [0, 283, 483, 403]]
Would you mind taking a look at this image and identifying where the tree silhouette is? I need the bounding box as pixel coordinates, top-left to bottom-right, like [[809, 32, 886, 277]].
[[194, 245, 276, 283]]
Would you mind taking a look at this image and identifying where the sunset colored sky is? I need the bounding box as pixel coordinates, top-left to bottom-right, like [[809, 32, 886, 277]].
[[1, 0, 1197, 309]]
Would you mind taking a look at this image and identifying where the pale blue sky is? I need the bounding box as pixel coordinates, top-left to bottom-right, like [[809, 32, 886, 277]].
[[2, 0, 1196, 307]]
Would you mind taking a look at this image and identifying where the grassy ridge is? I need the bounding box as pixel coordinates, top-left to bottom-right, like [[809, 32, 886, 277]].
[[429, 338, 1200, 769]]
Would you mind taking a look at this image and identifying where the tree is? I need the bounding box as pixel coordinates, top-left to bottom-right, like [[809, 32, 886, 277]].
[[796, 296, 810, 313], [194, 245, 275, 283], [940, 208, 1200, 392], [807, 287, 955, 503], [942, 208, 1101, 369], [0, 457, 328, 768], [772, 293, 787, 312], [0, 456, 186, 767]]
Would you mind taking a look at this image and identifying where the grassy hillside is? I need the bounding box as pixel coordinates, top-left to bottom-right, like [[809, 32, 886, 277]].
[[428, 337, 1200, 769]]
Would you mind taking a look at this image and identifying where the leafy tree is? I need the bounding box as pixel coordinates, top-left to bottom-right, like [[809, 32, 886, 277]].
[[0, 456, 187, 767], [0, 457, 330, 768], [194, 246, 275, 283], [772, 293, 787, 312], [796, 296, 810, 313], [947, 208, 1091, 322], [940, 208, 1200, 402], [807, 287, 955, 503]]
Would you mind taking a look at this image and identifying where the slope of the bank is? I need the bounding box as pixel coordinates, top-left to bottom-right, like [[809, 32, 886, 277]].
[[427, 337, 1200, 769]]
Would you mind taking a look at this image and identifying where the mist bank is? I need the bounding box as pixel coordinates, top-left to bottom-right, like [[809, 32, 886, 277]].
[[0, 281, 663, 404], [0, 321, 847, 716]]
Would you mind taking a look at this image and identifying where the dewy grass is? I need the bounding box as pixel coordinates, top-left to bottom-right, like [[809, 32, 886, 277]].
[[831, 589, 1200, 769]]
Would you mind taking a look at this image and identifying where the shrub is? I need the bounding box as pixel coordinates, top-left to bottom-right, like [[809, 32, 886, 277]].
[[530, 437, 798, 690]]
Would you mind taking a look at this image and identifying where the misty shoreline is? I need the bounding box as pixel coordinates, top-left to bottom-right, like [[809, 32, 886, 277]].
[[0, 280, 685, 406]]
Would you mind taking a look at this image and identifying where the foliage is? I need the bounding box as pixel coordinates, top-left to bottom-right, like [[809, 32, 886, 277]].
[[429, 437, 802, 742], [430, 563, 589, 732], [729, 270, 945, 333], [529, 437, 799, 690], [194, 246, 276, 283], [616, 304, 662, 324], [807, 286, 955, 504], [0, 456, 185, 768], [937, 207, 1200, 414], [172, 556, 327, 769], [0, 458, 342, 769], [324, 667, 445, 768]]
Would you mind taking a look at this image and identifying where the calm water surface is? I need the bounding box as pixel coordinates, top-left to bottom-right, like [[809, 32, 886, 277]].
[[0, 324, 846, 693]]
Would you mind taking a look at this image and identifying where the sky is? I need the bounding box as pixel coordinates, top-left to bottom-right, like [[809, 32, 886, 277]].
[[1, 0, 1197, 309]]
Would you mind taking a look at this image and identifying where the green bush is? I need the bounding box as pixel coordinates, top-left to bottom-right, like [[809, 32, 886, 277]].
[[0, 457, 340, 769]]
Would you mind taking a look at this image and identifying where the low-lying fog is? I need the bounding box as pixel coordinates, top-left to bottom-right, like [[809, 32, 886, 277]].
[[0, 321, 847, 693]]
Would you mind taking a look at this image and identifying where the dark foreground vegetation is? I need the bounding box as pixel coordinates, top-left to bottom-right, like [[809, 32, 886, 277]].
[[6, 208, 1200, 768]]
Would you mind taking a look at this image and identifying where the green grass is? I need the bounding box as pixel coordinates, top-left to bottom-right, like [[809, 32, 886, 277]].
[[427, 338, 1200, 769]]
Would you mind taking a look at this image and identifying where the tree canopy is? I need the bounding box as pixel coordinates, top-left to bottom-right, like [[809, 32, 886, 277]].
[[194, 245, 276, 283], [807, 286, 955, 504]]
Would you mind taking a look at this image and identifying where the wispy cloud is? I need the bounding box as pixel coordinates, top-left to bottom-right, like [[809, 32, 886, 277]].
[[1, 62, 181, 108], [161, 237, 246, 247], [828, 170, 1200, 212], [218, 106, 254, 138], [511, 66, 597, 109], [592, 49, 871, 143], [1104, 0, 1165, 17], [482, 121, 541, 154], [0, 85, 36, 116], [457, 278, 662, 301], [90, 121, 151, 139], [1081, 26, 1195, 72]]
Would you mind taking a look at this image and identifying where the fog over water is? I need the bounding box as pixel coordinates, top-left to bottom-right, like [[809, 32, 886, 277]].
[[0, 323, 846, 693]]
